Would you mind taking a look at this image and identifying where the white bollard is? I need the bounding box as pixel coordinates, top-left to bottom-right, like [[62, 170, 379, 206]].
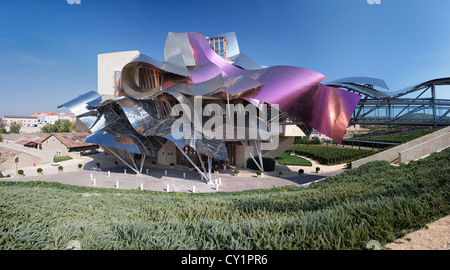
[[165, 170, 167, 176], [140, 183, 144, 190], [223, 165, 226, 170], [90, 174, 93, 181], [107, 171, 110, 177], [215, 183, 219, 191], [93, 178, 96, 186], [183, 172, 186, 178], [166, 184, 170, 192], [192, 186, 196, 193], [218, 178, 221, 185], [124, 169, 127, 174], [146, 168, 149, 174], [115, 181, 119, 188]]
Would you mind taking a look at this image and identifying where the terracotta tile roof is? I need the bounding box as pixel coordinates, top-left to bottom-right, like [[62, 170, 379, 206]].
[[2, 133, 48, 143], [3, 115, 38, 119], [0, 146, 20, 165], [42, 132, 96, 149]]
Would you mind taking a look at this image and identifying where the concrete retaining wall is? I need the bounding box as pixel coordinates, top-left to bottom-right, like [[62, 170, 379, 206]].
[[399, 132, 450, 164], [352, 126, 450, 168]]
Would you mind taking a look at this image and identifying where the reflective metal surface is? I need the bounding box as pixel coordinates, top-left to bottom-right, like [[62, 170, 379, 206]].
[[61, 31, 361, 169]]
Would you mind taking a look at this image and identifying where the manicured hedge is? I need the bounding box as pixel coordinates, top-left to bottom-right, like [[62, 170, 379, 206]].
[[289, 144, 375, 165]]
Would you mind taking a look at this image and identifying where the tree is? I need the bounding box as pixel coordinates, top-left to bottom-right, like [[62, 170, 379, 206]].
[[41, 119, 74, 133], [69, 121, 77, 132], [0, 119, 7, 134], [9, 121, 21, 134]]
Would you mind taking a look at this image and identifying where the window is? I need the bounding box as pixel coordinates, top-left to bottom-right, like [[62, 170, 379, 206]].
[[207, 37, 227, 59], [139, 66, 164, 89]]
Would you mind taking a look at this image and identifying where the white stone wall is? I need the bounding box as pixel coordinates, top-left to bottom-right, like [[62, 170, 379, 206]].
[[40, 135, 69, 157], [0, 152, 41, 172], [157, 141, 177, 165], [98, 51, 140, 96]]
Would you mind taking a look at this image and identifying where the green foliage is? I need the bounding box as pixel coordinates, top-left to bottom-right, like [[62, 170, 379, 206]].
[[0, 119, 7, 134], [289, 144, 375, 165], [41, 120, 75, 133], [95, 162, 100, 168], [9, 121, 21, 134], [234, 169, 240, 174], [351, 128, 437, 144], [37, 168, 43, 173], [293, 136, 321, 145], [316, 167, 320, 173], [0, 133, 2, 142], [17, 170, 24, 175], [0, 148, 448, 250], [256, 170, 262, 175], [54, 156, 72, 163], [246, 157, 276, 171], [58, 166, 63, 171], [275, 153, 312, 166], [170, 163, 175, 167], [298, 169, 304, 174], [78, 164, 83, 169]]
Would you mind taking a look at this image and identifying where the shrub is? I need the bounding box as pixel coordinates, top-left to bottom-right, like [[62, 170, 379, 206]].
[[214, 167, 219, 172], [298, 169, 304, 174], [78, 164, 83, 169], [256, 170, 262, 175], [151, 161, 156, 165], [37, 168, 43, 173], [58, 166, 63, 171], [234, 169, 240, 174], [95, 162, 100, 168], [316, 167, 320, 173], [246, 157, 276, 171], [170, 163, 175, 167], [17, 170, 24, 175]]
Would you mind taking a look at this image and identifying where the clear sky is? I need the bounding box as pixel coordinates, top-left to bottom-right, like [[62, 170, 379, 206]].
[[1, 0, 450, 116]]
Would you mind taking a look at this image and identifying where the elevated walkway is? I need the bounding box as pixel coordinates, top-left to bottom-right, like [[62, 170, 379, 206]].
[[352, 126, 450, 167]]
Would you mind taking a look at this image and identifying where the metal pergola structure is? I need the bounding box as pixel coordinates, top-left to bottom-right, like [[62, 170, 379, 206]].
[[326, 77, 450, 127]]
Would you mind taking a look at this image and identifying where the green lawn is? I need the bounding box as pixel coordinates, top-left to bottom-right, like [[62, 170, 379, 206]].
[[0, 147, 448, 250], [53, 156, 73, 163], [275, 153, 312, 166]]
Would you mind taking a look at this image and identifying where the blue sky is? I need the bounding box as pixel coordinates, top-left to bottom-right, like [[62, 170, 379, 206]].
[[1, 0, 450, 116]]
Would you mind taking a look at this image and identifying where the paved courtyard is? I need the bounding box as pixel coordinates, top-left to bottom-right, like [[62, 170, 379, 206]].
[[1, 153, 347, 193]]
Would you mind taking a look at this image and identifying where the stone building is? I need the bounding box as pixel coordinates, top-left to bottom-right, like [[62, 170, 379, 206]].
[[40, 132, 98, 158], [0, 143, 53, 174]]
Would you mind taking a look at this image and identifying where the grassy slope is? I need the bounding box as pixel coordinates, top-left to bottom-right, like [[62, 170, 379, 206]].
[[0, 148, 448, 250]]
